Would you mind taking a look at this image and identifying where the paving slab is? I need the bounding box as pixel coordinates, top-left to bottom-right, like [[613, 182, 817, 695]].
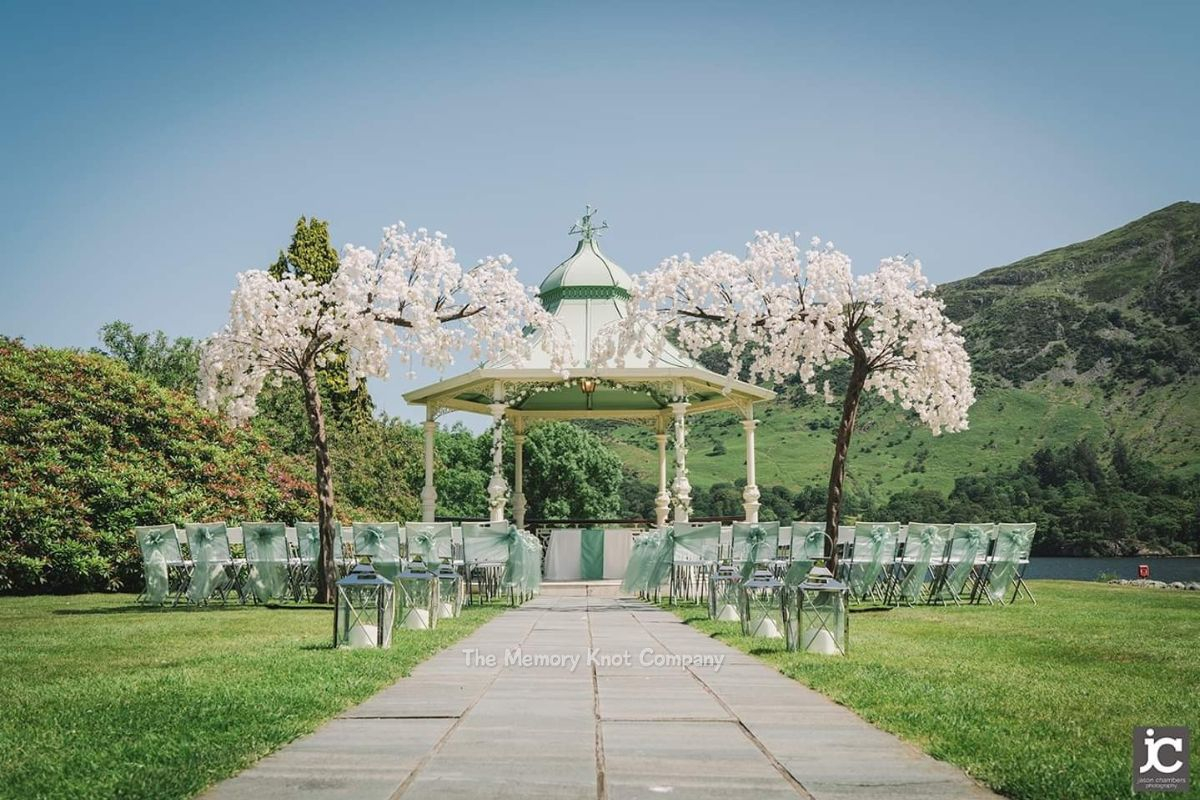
[[202, 592, 1000, 800]]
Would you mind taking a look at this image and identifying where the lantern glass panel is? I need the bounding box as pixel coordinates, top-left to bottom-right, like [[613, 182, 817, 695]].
[[738, 566, 787, 639], [396, 560, 440, 630], [436, 561, 464, 619], [787, 564, 849, 656], [334, 561, 395, 649], [707, 564, 742, 621]]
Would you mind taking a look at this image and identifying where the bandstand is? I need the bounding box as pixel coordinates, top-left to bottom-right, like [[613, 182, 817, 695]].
[[404, 212, 775, 555]]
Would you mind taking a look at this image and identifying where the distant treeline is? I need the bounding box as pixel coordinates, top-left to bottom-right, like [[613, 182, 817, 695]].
[[625, 438, 1198, 557]]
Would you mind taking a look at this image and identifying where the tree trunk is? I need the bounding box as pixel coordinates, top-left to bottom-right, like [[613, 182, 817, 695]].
[[824, 346, 869, 574], [300, 365, 338, 604]]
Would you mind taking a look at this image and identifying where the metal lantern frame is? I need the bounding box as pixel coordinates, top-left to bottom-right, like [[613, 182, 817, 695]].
[[334, 558, 396, 649], [738, 564, 789, 640], [787, 561, 850, 656], [707, 562, 742, 621], [435, 558, 465, 619], [396, 557, 441, 631]]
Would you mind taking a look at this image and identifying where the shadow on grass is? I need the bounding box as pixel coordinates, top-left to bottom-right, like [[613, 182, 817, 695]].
[[54, 602, 332, 616]]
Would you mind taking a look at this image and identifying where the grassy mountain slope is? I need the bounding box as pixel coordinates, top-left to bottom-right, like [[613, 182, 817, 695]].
[[606, 202, 1200, 496], [0, 337, 317, 592]]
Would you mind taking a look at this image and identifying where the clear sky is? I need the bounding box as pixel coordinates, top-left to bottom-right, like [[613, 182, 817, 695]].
[[1, 0, 1196, 427]]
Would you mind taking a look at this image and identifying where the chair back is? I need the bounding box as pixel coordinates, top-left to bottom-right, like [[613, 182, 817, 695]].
[[671, 522, 722, 562], [946, 523, 994, 564], [296, 522, 321, 563], [405, 522, 454, 564], [730, 521, 780, 565], [462, 521, 511, 564], [136, 525, 183, 564], [243, 522, 289, 564], [352, 522, 402, 563], [994, 523, 1036, 562], [903, 523, 951, 564], [790, 523, 828, 562], [185, 523, 232, 564]]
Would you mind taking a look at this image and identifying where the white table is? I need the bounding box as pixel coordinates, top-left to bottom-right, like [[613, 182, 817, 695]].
[[544, 528, 635, 581]]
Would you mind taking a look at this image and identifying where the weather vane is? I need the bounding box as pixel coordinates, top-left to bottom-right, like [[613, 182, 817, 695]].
[[569, 205, 608, 242]]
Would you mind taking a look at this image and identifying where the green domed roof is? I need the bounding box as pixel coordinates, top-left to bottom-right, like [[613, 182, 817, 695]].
[[537, 237, 632, 312]]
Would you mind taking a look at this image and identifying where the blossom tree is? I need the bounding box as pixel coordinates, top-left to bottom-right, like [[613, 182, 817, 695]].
[[200, 223, 568, 602], [597, 232, 974, 570]]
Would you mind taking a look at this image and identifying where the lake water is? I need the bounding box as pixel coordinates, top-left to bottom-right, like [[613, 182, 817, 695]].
[[1026, 556, 1200, 583]]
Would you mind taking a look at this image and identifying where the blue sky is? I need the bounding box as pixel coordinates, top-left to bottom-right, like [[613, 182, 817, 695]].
[[1, 1, 1196, 426]]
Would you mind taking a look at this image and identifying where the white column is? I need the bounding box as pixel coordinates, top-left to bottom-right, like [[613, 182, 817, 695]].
[[513, 429, 526, 529], [670, 401, 691, 524], [487, 400, 508, 523], [421, 408, 437, 523], [654, 431, 670, 528], [742, 415, 761, 523]]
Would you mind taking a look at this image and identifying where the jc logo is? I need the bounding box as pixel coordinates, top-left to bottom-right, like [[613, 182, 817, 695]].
[[1140, 729, 1185, 775]]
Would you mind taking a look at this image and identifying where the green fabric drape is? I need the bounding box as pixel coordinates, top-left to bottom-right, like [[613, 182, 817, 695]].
[[353, 522, 402, 581], [405, 522, 452, 565], [295, 522, 320, 564], [136, 525, 179, 605], [984, 523, 1035, 602], [136, 526, 176, 604], [732, 522, 780, 579], [897, 523, 950, 603], [937, 523, 993, 600], [622, 523, 722, 595], [185, 523, 230, 604], [848, 522, 899, 598], [580, 528, 605, 580], [621, 531, 661, 594], [462, 522, 541, 596], [243, 522, 289, 603]]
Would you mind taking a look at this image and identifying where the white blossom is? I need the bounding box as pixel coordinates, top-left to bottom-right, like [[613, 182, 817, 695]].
[[594, 231, 974, 435], [198, 222, 571, 423]]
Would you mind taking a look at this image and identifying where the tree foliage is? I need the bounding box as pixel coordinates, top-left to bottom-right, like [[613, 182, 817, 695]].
[[95, 321, 201, 393]]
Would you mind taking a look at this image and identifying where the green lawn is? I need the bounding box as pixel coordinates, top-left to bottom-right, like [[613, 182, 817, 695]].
[[0, 595, 504, 800], [667, 581, 1200, 800]]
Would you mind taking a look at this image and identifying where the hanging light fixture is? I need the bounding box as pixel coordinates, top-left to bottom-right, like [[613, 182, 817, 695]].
[[580, 377, 597, 410]]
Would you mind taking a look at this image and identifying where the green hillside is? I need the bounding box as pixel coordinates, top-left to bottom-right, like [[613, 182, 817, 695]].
[[604, 202, 1200, 497], [0, 337, 318, 593]]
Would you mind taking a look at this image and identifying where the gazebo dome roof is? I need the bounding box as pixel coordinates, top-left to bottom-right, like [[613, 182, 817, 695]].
[[537, 237, 633, 310]]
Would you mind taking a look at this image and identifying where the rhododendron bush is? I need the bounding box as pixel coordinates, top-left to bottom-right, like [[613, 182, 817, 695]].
[[596, 232, 974, 567], [199, 223, 568, 601]]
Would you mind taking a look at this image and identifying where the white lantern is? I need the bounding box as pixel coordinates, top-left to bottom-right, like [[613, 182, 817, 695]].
[[334, 558, 395, 649], [787, 562, 849, 656]]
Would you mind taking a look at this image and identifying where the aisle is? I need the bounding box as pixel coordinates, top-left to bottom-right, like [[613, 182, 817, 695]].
[[203, 595, 998, 799]]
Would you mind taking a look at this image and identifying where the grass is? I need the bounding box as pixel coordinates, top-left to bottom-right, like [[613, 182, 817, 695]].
[[666, 581, 1200, 800], [609, 387, 1111, 495], [0, 594, 505, 800]]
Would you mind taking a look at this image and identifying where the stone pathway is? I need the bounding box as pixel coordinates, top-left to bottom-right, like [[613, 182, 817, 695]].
[[203, 595, 999, 800]]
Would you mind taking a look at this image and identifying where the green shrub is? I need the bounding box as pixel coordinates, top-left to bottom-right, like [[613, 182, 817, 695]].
[[0, 338, 316, 593]]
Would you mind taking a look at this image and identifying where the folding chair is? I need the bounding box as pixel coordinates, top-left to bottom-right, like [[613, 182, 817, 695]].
[[669, 522, 722, 604], [184, 523, 237, 605], [135, 524, 191, 606], [461, 521, 511, 604], [845, 522, 900, 602], [888, 523, 950, 605], [243, 522, 291, 603], [352, 522, 403, 581], [930, 523, 994, 605], [974, 523, 1036, 605], [293, 522, 320, 600]]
